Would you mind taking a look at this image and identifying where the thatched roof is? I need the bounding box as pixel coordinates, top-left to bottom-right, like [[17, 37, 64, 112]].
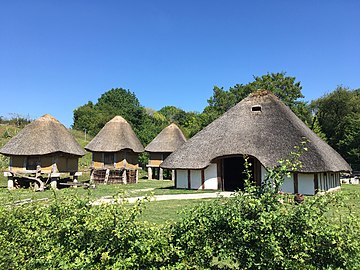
[[161, 91, 351, 173], [145, 123, 186, 153], [85, 116, 144, 153], [0, 114, 85, 157]]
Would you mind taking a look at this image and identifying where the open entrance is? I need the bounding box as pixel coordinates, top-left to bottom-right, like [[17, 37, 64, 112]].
[[222, 156, 260, 191]]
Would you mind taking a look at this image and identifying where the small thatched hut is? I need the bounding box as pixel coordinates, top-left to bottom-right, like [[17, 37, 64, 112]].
[[0, 114, 85, 190], [145, 123, 186, 180], [161, 91, 351, 195], [85, 116, 144, 184]]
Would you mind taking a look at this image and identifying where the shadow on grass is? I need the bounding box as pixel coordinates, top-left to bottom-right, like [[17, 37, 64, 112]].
[[158, 186, 176, 190]]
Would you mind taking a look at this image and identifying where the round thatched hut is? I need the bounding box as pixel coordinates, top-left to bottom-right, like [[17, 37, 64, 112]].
[[145, 123, 186, 180], [85, 116, 144, 184], [0, 114, 85, 190], [161, 91, 351, 195]]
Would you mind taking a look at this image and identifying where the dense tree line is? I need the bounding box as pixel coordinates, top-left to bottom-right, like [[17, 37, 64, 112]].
[[72, 73, 360, 170], [311, 87, 360, 170]]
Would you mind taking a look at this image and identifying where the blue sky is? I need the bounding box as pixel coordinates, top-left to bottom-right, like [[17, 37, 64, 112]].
[[1, 0, 359, 127]]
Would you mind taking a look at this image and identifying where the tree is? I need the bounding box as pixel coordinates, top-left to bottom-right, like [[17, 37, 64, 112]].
[[95, 88, 146, 131], [158, 106, 211, 137], [249, 72, 303, 107], [202, 72, 312, 126], [158, 106, 187, 124], [311, 116, 327, 142], [73, 101, 103, 136], [73, 88, 151, 144], [312, 87, 360, 170], [137, 112, 168, 147]]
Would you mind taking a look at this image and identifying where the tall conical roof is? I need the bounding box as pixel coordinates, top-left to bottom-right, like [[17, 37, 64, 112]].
[[85, 116, 144, 153], [161, 91, 351, 173], [0, 114, 85, 156], [145, 123, 187, 153]]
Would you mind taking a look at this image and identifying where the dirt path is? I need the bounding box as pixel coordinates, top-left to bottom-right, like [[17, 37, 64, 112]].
[[92, 192, 234, 205]]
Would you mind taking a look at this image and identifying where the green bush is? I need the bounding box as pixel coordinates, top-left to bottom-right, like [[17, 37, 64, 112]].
[[0, 143, 359, 269], [169, 149, 360, 269], [0, 191, 176, 269], [0, 187, 359, 269], [171, 190, 360, 269]]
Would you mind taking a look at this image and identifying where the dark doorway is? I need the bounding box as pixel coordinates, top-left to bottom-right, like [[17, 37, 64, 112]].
[[223, 156, 255, 191]]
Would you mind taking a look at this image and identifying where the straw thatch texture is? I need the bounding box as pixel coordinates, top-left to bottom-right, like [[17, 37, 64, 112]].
[[161, 92, 351, 173], [85, 116, 144, 153], [145, 123, 186, 153], [0, 114, 85, 156]]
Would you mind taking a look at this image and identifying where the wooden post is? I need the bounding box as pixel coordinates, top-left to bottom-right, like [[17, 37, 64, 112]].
[[91, 154, 94, 168], [9, 156, 13, 171], [325, 173, 328, 191], [174, 170, 177, 188], [188, 170, 191, 190], [7, 175, 14, 190], [36, 165, 41, 179], [122, 169, 127, 184], [90, 169, 94, 183], [314, 173, 319, 194], [294, 173, 299, 194], [201, 169, 205, 190], [254, 159, 261, 186], [217, 160, 223, 190], [159, 168, 164, 180], [104, 169, 110, 184], [148, 167, 152, 180], [50, 178, 58, 189], [136, 169, 139, 183], [23, 156, 27, 170], [171, 170, 175, 181], [73, 177, 78, 189]]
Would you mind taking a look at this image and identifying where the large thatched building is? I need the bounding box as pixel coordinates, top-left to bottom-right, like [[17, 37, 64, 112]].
[[0, 114, 85, 190], [85, 116, 144, 184], [161, 91, 351, 195], [145, 123, 186, 180]]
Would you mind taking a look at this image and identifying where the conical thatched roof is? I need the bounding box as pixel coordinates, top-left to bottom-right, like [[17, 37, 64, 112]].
[[85, 116, 144, 153], [0, 114, 85, 156], [145, 123, 186, 153], [161, 91, 351, 173]]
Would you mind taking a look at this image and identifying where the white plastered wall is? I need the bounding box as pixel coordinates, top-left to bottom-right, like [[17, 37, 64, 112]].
[[261, 165, 316, 195], [190, 170, 202, 189], [204, 163, 218, 189], [298, 173, 315, 195], [175, 163, 218, 190], [176, 164, 339, 194], [280, 174, 294, 194], [261, 165, 267, 183], [176, 170, 188, 189], [318, 172, 341, 192]]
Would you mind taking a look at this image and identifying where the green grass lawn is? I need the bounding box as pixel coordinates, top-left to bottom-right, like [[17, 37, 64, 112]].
[[1, 170, 359, 225], [0, 171, 218, 203], [138, 199, 213, 224], [332, 183, 360, 219]]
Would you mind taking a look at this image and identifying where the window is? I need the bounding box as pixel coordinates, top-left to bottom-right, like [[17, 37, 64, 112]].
[[251, 105, 262, 112]]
